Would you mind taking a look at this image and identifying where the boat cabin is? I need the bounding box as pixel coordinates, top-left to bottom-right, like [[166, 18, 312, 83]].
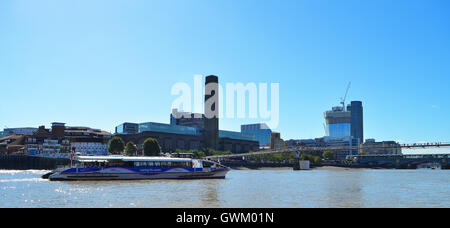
[[74, 156, 209, 169]]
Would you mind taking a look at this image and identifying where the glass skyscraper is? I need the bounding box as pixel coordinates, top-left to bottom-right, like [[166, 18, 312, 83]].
[[347, 101, 364, 144]]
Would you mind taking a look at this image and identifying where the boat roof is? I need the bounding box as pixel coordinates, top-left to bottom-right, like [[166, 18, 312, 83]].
[[76, 155, 192, 162]]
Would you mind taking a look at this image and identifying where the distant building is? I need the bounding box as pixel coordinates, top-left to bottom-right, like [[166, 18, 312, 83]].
[[324, 106, 351, 137], [270, 132, 284, 150], [286, 139, 317, 148], [322, 101, 364, 159], [116, 123, 258, 154], [114, 121, 258, 154], [25, 124, 71, 155], [115, 122, 139, 135], [115, 75, 259, 154], [170, 109, 205, 129], [3, 128, 38, 136], [287, 136, 359, 160], [64, 125, 112, 155], [241, 123, 272, 147], [347, 101, 364, 143], [13, 123, 113, 156], [219, 130, 255, 142], [361, 139, 402, 155], [140, 122, 202, 136], [322, 136, 360, 160]]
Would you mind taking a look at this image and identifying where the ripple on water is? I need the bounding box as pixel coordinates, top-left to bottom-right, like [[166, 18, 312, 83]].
[[1, 169, 449, 208]]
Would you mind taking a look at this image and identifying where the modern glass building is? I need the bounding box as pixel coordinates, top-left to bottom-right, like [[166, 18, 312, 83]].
[[323, 136, 360, 160], [139, 122, 202, 136], [241, 123, 272, 147], [322, 101, 364, 159], [326, 123, 351, 137], [324, 106, 351, 137], [347, 101, 364, 144], [115, 123, 139, 135], [219, 130, 255, 141]]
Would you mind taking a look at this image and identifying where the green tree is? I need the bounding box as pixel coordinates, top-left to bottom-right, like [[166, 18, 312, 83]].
[[143, 138, 161, 156], [322, 150, 335, 160], [108, 136, 125, 154], [300, 154, 322, 164], [125, 142, 138, 156]]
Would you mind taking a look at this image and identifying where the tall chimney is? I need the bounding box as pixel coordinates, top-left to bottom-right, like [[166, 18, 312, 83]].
[[204, 75, 219, 150]]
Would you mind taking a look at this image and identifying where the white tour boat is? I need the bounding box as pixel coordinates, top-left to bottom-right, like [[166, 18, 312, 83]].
[[44, 155, 230, 181]]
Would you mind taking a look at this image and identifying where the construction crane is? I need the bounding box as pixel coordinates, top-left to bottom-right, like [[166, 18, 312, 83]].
[[340, 82, 351, 110]]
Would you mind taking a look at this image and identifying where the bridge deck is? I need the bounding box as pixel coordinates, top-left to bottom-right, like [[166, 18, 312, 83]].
[[206, 143, 450, 160]]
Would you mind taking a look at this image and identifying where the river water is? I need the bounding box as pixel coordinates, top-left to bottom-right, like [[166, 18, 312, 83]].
[[0, 168, 449, 208]]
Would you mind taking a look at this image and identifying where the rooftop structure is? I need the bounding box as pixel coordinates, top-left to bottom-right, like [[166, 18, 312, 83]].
[[170, 109, 205, 129], [139, 122, 202, 136], [115, 123, 139, 135], [219, 130, 255, 141], [2, 128, 38, 136]]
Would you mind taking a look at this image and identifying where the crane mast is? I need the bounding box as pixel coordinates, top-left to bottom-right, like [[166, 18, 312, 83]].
[[340, 82, 351, 111]]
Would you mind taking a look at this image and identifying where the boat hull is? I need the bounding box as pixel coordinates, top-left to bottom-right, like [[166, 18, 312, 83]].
[[48, 167, 230, 181]]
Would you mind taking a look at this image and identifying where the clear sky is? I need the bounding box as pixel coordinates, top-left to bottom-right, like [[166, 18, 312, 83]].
[[1, 0, 450, 148]]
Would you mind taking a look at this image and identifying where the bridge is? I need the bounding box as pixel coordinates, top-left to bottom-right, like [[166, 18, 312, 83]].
[[346, 153, 449, 169], [205, 142, 450, 169], [206, 142, 450, 160]]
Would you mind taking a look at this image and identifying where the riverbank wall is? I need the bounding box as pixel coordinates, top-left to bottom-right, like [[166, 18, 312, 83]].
[[222, 160, 450, 170], [0, 155, 70, 170]]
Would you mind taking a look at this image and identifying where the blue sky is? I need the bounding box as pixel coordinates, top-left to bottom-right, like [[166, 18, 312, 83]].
[[1, 0, 450, 148]]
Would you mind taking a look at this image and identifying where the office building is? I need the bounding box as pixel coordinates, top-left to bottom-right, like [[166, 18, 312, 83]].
[[347, 101, 364, 143], [115, 123, 139, 135], [322, 101, 364, 159], [361, 139, 402, 155], [241, 123, 272, 147], [286, 136, 360, 160], [270, 132, 284, 150], [324, 106, 351, 137], [322, 136, 360, 160]]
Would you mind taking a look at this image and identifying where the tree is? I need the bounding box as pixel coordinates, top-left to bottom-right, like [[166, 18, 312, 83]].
[[125, 142, 138, 156], [143, 138, 161, 156], [300, 154, 322, 164], [108, 136, 125, 154], [322, 150, 335, 160]]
